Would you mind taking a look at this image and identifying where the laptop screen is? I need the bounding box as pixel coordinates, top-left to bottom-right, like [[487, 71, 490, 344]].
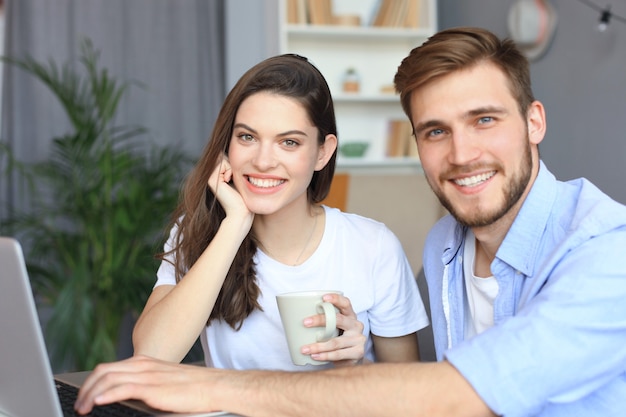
[[0, 237, 64, 417]]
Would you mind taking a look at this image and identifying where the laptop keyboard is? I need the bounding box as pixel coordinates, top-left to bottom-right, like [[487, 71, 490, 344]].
[[56, 380, 152, 417]]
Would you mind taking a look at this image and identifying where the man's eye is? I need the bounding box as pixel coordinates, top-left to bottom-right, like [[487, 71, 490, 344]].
[[478, 116, 493, 124], [428, 128, 444, 137]]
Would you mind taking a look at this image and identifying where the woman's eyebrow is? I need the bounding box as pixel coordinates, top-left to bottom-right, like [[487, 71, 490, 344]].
[[277, 129, 308, 137], [233, 122, 257, 134], [232, 123, 308, 138]]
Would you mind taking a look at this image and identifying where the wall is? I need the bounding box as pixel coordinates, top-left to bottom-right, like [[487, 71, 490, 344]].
[[438, 0, 626, 204], [225, 0, 280, 89], [344, 173, 443, 274]]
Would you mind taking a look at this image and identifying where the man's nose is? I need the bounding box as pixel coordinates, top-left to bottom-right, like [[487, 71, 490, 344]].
[[448, 130, 480, 165]]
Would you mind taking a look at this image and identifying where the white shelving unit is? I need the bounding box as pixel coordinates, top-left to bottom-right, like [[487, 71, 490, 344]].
[[278, 0, 437, 173]]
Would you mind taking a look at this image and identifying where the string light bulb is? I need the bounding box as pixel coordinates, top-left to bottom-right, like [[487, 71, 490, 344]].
[[576, 1, 626, 32], [598, 6, 612, 32]]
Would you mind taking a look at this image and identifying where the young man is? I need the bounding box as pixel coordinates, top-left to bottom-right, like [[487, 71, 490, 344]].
[[75, 27, 626, 417]]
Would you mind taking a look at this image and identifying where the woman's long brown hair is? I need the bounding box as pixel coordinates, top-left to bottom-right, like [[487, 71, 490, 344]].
[[157, 54, 338, 329]]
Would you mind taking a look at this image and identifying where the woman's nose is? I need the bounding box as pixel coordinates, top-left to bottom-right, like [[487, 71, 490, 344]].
[[252, 142, 278, 170]]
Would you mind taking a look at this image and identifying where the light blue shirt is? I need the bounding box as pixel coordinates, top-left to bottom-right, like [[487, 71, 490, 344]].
[[423, 161, 626, 416]]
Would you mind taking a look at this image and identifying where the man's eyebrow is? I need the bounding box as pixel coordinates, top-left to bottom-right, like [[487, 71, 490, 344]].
[[464, 106, 508, 118], [413, 120, 443, 136]]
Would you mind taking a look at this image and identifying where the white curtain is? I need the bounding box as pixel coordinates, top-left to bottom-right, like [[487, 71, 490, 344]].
[[0, 0, 226, 220]]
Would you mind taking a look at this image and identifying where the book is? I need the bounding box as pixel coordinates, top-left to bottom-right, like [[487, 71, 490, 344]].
[[405, 132, 420, 160], [389, 0, 409, 27], [286, 0, 298, 24], [385, 119, 413, 157], [307, 0, 332, 25], [373, 0, 420, 28], [404, 0, 421, 28], [372, 0, 392, 27], [286, 0, 308, 24], [297, 0, 308, 24]]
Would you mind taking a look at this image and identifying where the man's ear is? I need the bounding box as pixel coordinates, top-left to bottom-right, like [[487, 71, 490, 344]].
[[527, 100, 546, 146], [315, 134, 338, 171]]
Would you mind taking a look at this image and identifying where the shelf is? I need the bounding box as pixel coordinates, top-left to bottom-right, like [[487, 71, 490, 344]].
[[336, 157, 422, 175], [333, 93, 399, 103], [286, 24, 434, 41], [280, 0, 436, 172]]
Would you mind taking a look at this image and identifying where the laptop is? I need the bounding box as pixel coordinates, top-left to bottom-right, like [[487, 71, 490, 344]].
[[0, 236, 237, 417]]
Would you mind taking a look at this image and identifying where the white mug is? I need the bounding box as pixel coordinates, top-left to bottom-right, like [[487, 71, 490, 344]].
[[276, 290, 342, 366]]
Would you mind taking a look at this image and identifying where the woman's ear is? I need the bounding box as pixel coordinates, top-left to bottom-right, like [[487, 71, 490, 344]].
[[527, 100, 546, 146], [315, 134, 338, 171]]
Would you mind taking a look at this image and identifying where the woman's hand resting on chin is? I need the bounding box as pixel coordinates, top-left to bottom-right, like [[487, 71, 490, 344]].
[[207, 154, 254, 231]]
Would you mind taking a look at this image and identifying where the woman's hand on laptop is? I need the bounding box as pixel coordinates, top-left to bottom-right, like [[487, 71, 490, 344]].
[[74, 355, 223, 415]]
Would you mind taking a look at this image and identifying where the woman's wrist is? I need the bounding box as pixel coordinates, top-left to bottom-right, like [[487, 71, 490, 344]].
[[220, 213, 253, 239]]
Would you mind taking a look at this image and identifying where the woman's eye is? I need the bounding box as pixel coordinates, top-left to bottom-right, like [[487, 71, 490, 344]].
[[282, 139, 299, 147], [238, 133, 254, 142]]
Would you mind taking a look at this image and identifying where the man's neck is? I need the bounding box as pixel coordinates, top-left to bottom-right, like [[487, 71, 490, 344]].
[[471, 208, 517, 275]]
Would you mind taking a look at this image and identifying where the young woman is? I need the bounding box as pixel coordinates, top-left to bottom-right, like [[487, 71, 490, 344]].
[[131, 54, 429, 370]]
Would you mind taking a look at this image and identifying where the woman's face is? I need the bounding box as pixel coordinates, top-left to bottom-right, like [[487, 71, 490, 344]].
[[227, 92, 336, 215]]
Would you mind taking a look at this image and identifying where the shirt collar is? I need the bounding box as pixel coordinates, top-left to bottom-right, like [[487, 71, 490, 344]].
[[496, 160, 556, 276]]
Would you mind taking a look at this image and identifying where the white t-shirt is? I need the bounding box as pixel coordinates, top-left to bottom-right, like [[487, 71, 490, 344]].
[[463, 229, 499, 339], [155, 206, 429, 371]]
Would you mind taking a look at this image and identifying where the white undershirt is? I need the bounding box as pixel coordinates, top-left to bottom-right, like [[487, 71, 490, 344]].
[[463, 229, 499, 339]]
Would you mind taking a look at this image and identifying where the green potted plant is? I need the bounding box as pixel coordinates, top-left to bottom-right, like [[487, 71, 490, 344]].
[[0, 39, 194, 372]]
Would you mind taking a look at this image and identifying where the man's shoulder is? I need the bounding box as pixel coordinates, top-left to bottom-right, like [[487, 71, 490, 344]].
[[423, 214, 463, 258], [427, 214, 459, 240], [558, 177, 626, 231]]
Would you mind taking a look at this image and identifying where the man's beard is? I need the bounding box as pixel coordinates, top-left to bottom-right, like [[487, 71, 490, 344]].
[[429, 144, 533, 228]]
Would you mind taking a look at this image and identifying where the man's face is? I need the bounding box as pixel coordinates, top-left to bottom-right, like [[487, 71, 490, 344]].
[[409, 63, 544, 229]]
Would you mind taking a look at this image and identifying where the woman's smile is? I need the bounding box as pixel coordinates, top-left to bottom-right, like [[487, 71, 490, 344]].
[[246, 175, 286, 189]]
